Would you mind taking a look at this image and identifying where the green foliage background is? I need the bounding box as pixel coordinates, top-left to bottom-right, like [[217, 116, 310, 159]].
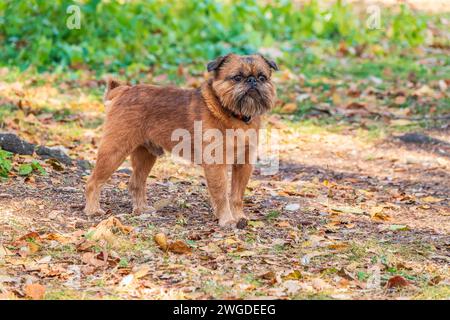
[[0, 0, 430, 75]]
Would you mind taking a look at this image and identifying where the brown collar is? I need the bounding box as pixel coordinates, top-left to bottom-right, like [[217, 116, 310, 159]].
[[201, 81, 252, 125]]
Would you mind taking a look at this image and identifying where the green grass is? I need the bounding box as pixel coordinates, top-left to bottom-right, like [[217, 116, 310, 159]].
[[1, 1, 444, 75]]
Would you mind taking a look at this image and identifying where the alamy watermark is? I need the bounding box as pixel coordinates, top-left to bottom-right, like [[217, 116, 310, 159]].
[[366, 5, 381, 30], [170, 121, 279, 175], [66, 5, 81, 30]]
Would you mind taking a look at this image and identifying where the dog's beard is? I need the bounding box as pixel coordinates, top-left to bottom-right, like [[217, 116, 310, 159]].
[[235, 87, 273, 116], [214, 81, 274, 117]]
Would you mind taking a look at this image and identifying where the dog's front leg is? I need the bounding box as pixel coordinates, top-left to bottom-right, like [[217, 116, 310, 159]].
[[230, 163, 252, 224], [203, 164, 236, 227]]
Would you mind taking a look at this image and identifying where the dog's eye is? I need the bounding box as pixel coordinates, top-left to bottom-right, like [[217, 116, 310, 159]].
[[258, 75, 267, 82], [233, 75, 243, 82]]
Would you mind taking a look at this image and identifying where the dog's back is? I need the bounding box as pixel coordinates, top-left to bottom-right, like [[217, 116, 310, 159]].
[[103, 79, 130, 108]]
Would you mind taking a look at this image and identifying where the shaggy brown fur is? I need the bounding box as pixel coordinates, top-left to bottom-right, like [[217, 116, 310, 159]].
[[84, 54, 278, 228]]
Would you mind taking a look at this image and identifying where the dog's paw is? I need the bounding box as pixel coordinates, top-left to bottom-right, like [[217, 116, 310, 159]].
[[132, 205, 155, 216], [132, 206, 146, 215], [218, 216, 236, 228], [83, 207, 105, 216], [231, 210, 248, 221]]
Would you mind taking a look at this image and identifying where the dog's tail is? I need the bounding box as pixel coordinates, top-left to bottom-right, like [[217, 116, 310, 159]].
[[103, 78, 121, 104]]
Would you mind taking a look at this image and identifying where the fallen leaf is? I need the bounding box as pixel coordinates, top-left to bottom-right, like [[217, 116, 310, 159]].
[[332, 92, 342, 106], [117, 181, 127, 190], [17, 231, 41, 242], [428, 275, 442, 286], [421, 196, 443, 203], [199, 243, 222, 254], [154, 233, 168, 251], [223, 238, 239, 246], [337, 268, 356, 281], [133, 265, 150, 279], [43, 233, 69, 243], [328, 243, 349, 251], [283, 270, 302, 280], [386, 275, 410, 289], [312, 278, 331, 291], [330, 205, 365, 215], [36, 255, 52, 264], [0, 291, 16, 300], [413, 85, 434, 97], [90, 217, 133, 247], [95, 217, 133, 234], [24, 283, 46, 300], [46, 158, 64, 171], [276, 221, 291, 228], [81, 252, 107, 268], [248, 220, 265, 228], [27, 242, 40, 254], [345, 101, 366, 110], [260, 271, 276, 282], [438, 80, 447, 92], [235, 250, 256, 257], [370, 206, 391, 221], [168, 240, 192, 254], [280, 103, 297, 114], [283, 280, 301, 295], [388, 224, 409, 231]]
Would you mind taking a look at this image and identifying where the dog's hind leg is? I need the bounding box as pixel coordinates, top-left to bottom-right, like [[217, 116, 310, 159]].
[[129, 145, 157, 215], [84, 132, 135, 216]]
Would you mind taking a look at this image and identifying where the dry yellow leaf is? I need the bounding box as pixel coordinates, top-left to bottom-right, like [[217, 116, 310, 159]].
[[280, 103, 297, 114], [224, 238, 239, 246], [154, 233, 168, 251], [422, 196, 443, 203], [370, 206, 392, 222], [27, 242, 40, 254], [118, 181, 127, 190], [43, 233, 69, 243], [328, 243, 349, 251], [89, 217, 133, 247], [277, 221, 291, 228], [81, 252, 106, 267], [283, 270, 302, 280], [168, 240, 192, 254], [133, 265, 150, 279], [24, 283, 46, 300]]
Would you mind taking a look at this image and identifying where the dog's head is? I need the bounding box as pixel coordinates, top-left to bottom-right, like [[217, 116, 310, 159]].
[[207, 53, 278, 117]]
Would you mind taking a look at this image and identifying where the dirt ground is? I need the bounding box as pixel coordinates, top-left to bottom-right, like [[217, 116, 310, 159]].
[[1, 114, 448, 299]]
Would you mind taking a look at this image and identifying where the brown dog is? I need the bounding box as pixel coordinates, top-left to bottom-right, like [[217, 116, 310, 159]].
[[84, 53, 278, 228]]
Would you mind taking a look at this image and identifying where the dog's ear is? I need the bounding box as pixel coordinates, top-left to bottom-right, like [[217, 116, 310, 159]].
[[207, 54, 231, 72], [258, 54, 279, 71]]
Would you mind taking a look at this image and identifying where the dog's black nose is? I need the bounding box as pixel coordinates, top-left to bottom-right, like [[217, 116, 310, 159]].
[[247, 76, 257, 87]]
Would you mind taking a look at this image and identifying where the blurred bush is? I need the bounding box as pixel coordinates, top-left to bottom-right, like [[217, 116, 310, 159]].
[[0, 0, 429, 74]]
